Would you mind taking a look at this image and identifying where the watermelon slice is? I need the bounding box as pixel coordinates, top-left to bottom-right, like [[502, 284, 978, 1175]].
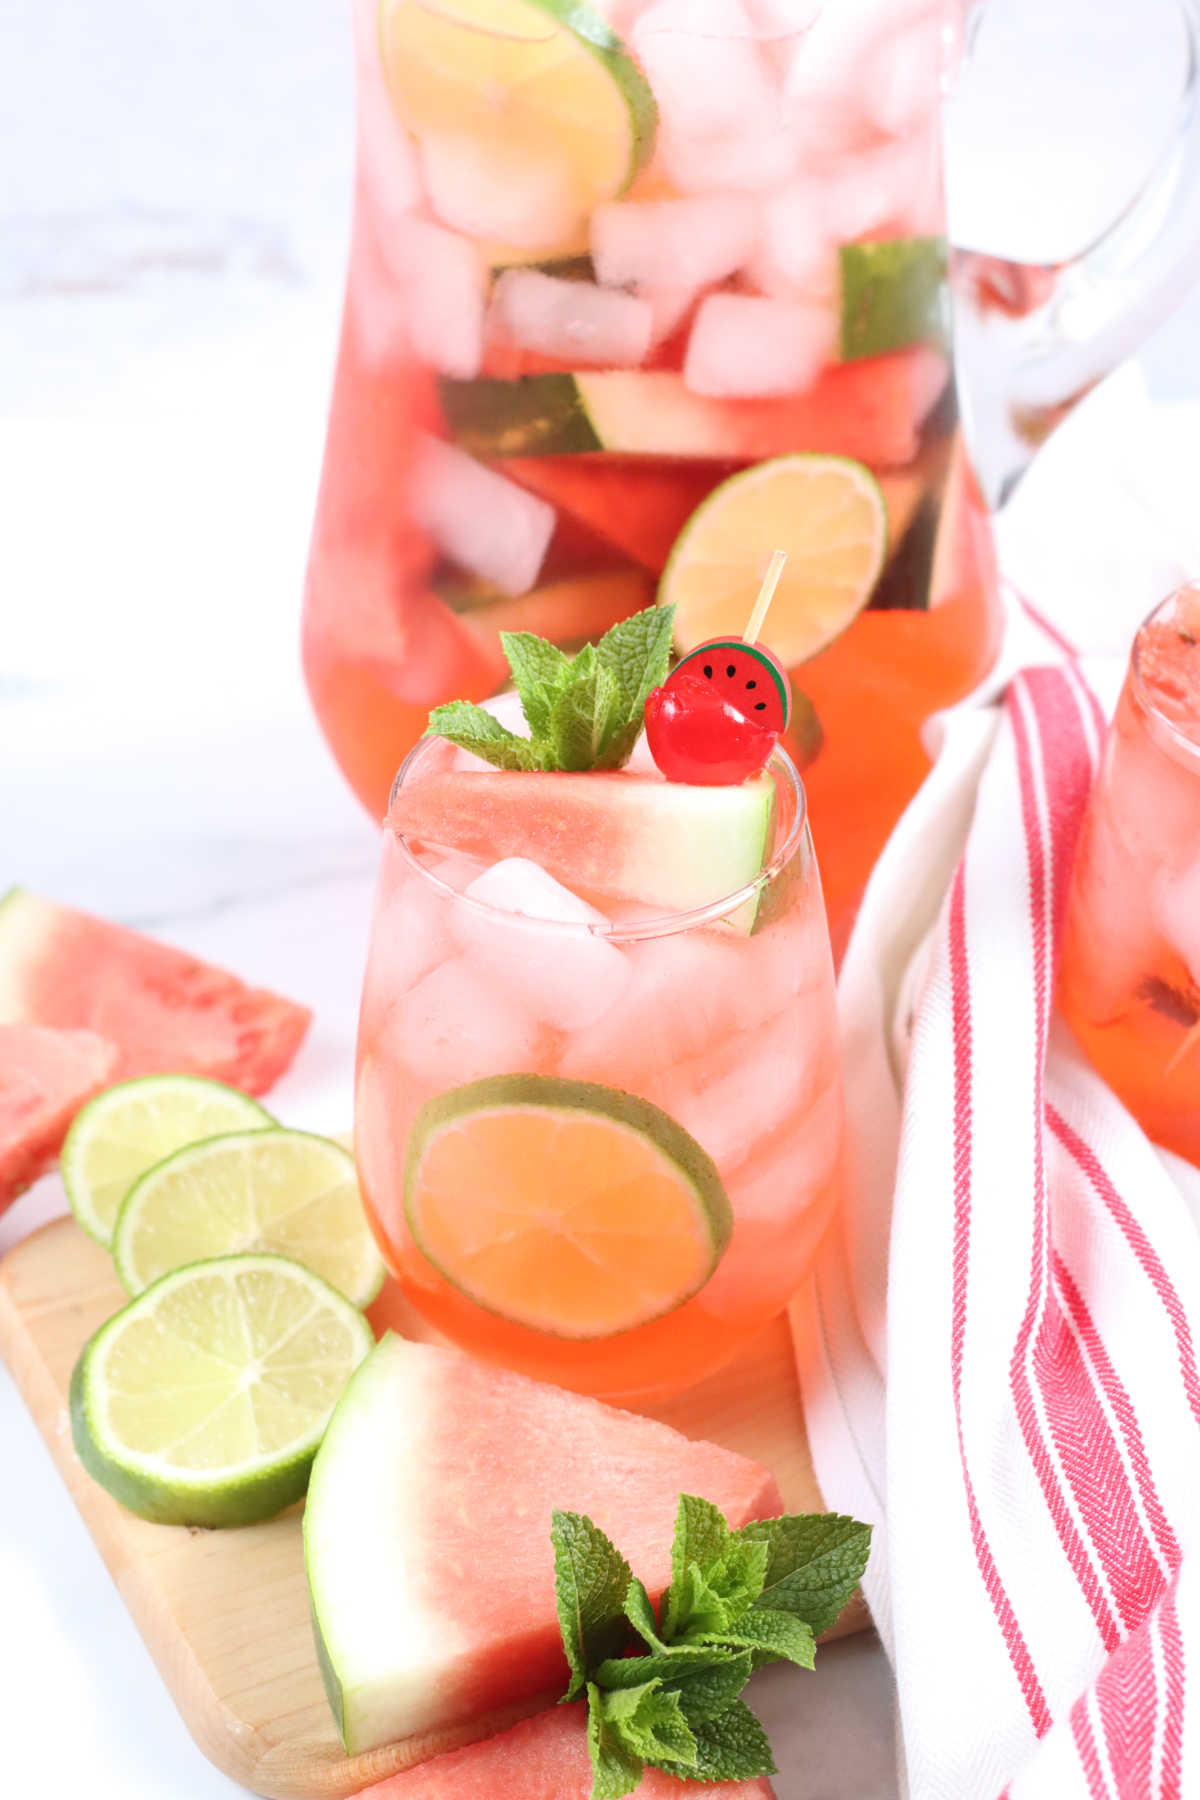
[[354, 1701, 777, 1798], [0, 1024, 118, 1209], [504, 458, 731, 573], [440, 349, 951, 470], [0, 890, 310, 1094], [387, 771, 776, 914], [305, 1335, 781, 1755]]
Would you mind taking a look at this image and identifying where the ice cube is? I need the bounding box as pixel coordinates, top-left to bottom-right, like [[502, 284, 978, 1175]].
[[592, 195, 759, 293], [464, 857, 609, 927], [411, 435, 555, 596], [452, 862, 633, 1032], [655, 1000, 820, 1170], [859, 13, 945, 137], [784, 0, 938, 154], [377, 215, 487, 379], [661, 123, 798, 195], [749, 181, 833, 296], [559, 928, 758, 1084], [419, 130, 582, 254], [633, 0, 780, 141], [488, 270, 653, 368], [641, 284, 702, 349], [683, 291, 836, 397], [389, 955, 546, 1090], [359, 851, 451, 1045], [819, 124, 943, 243]]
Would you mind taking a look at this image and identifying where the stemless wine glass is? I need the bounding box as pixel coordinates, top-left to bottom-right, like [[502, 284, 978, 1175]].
[[1059, 584, 1200, 1165], [354, 741, 845, 1402]]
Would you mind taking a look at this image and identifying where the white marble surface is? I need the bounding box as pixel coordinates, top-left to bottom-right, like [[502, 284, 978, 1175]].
[[4, 0, 1200, 1795]]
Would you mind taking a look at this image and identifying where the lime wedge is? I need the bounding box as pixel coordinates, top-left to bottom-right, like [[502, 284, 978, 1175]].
[[405, 1074, 732, 1339], [659, 454, 889, 666], [70, 1254, 374, 1527], [61, 1074, 273, 1249], [111, 1128, 386, 1307], [379, 0, 656, 249]]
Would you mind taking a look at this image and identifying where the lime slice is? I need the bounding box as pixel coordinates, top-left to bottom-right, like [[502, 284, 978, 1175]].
[[378, 0, 656, 241], [840, 237, 948, 362], [61, 1074, 274, 1249], [405, 1074, 732, 1339], [112, 1128, 386, 1307], [660, 454, 889, 666], [70, 1254, 374, 1526]]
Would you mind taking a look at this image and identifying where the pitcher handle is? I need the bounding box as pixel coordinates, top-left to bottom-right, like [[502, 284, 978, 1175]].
[[952, 0, 1200, 508]]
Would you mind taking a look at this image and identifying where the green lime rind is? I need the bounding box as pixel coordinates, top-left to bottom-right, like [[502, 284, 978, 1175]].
[[440, 373, 603, 457], [658, 453, 889, 668], [61, 1074, 275, 1250], [69, 1254, 374, 1528], [839, 237, 949, 363], [675, 640, 794, 732], [521, 0, 658, 190], [405, 1074, 733, 1336], [111, 1127, 387, 1308]]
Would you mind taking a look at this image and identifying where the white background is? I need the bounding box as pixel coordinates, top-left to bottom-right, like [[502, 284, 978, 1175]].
[[3, 0, 1200, 1795]]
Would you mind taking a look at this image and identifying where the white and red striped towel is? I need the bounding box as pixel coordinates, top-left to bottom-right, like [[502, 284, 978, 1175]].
[[795, 608, 1200, 1796]]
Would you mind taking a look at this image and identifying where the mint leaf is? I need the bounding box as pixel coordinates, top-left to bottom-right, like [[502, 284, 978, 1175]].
[[737, 1513, 872, 1638], [716, 1606, 816, 1670], [552, 1510, 632, 1702], [596, 1645, 731, 1690], [655, 1699, 777, 1784], [664, 1495, 732, 1639], [424, 701, 539, 772], [664, 1499, 767, 1644], [501, 631, 572, 737], [623, 1577, 670, 1653], [595, 604, 675, 719], [547, 658, 624, 772], [592, 1680, 698, 1769], [586, 1683, 644, 1800], [663, 1649, 754, 1725]]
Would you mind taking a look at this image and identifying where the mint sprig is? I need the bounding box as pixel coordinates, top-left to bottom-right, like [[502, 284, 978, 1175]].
[[553, 1495, 872, 1796], [425, 606, 675, 773]]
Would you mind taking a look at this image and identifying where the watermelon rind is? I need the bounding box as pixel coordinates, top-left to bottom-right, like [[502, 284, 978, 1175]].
[[70, 1254, 373, 1528], [404, 1074, 733, 1338]]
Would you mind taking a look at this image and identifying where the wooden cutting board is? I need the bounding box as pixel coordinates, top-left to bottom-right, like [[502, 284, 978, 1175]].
[[0, 1217, 861, 1799]]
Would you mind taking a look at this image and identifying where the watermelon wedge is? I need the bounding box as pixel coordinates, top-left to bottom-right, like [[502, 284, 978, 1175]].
[[387, 771, 775, 915], [0, 890, 310, 1094], [305, 1335, 781, 1755], [0, 1024, 118, 1209], [355, 1701, 777, 1798]]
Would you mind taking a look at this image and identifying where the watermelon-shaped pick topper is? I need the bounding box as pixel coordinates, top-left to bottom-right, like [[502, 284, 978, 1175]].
[[644, 641, 792, 787], [674, 638, 792, 733]]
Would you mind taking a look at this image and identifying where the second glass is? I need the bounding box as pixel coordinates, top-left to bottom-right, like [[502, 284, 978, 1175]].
[[1059, 585, 1200, 1166]]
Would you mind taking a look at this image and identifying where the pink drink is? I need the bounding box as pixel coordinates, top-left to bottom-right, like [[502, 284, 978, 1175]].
[[1059, 586, 1200, 1166], [355, 742, 845, 1401], [303, 0, 1004, 961]]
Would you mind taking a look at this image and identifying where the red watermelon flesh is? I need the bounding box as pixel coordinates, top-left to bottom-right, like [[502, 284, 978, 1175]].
[[0, 889, 310, 1094], [0, 1024, 119, 1209], [356, 1702, 777, 1799], [305, 1336, 781, 1754], [505, 458, 731, 574]]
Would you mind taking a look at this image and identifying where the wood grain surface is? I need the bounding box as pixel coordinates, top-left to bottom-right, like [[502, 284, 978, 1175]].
[[0, 1216, 860, 1799]]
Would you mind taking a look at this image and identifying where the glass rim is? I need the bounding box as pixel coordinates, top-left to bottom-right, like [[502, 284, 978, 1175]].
[[385, 736, 809, 943], [1129, 581, 1200, 767]]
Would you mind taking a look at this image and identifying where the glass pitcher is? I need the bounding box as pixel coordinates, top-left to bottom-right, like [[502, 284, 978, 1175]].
[[302, 0, 1200, 956]]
